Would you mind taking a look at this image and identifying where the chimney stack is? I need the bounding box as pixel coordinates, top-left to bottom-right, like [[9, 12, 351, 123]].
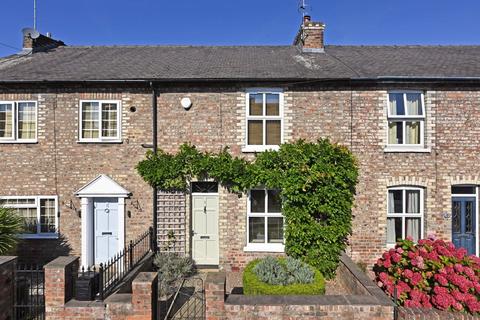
[[22, 28, 65, 53], [293, 16, 326, 53]]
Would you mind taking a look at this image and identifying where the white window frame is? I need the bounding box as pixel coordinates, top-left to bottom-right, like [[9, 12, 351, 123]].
[[243, 89, 284, 153], [0, 195, 59, 239], [0, 101, 38, 143], [78, 100, 122, 143], [244, 188, 284, 252], [385, 91, 426, 152], [386, 186, 424, 247]]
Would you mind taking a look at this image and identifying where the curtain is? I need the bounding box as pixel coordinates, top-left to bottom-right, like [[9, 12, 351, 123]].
[[389, 93, 405, 115], [407, 191, 419, 213], [406, 218, 420, 242], [18, 102, 36, 139], [388, 122, 399, 144], [406, 122, 420, 144], [406, 93, 422, 115], [0, 104, 13, 138], [266, 120, 281, 145], [248, 120, 263, 145], [101, 103, 118, 138], [82, 102, 99, 139], [387, 218, 396, 243]]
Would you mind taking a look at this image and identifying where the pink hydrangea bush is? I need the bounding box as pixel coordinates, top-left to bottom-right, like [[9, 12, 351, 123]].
[[374, 236, 480, 314]]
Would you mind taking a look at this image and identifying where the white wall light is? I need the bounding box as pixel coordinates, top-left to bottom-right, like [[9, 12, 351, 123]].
[[181, 97, 192, 110]]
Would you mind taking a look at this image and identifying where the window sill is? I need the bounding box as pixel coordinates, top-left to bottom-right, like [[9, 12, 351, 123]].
[[0, 140, 38, 144], [242, 145, 280, 153], [77, 140, 123, 144], [384, 146, 431, 153], [19, 233, 59, 240], [243, 244, 285, 253]]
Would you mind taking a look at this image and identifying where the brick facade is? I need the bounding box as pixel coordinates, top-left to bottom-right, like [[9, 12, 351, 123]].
[[1, 83, 480, 270]]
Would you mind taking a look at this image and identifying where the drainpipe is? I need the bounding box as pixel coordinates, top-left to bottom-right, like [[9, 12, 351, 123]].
[[151, 82, 158, 253]]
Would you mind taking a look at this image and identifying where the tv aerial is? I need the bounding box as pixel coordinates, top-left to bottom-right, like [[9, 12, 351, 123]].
[[298, 0, 311, 18]]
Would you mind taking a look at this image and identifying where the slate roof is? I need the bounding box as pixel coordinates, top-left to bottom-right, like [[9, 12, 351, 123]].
[[0, 45, 480, 82]]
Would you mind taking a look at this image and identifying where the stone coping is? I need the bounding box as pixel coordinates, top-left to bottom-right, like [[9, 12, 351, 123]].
[[226, 294, 381, 306], [0, 256, 16, 266], [44, 256, 78, 268]]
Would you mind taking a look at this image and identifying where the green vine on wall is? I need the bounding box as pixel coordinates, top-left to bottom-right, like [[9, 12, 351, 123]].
[[137, 139, 358, 278]]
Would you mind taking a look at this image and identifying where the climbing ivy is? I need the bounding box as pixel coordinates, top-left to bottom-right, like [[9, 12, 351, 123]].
[[136, 139, 358, 279]]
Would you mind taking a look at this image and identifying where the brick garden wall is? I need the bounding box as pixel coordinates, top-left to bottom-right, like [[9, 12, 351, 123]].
[[0, 256, 16, 320], [1, 84, 480, 270], [44, 256, 157, 320], [206, 253, 395, 320]]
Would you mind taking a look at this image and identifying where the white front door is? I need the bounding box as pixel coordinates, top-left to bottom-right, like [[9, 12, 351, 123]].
[[192, 194, 219, 265], [94, 197, 119, 264]]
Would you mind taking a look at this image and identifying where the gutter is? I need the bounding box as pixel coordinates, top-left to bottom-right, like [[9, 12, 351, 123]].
[[150, 82, 158, 253]]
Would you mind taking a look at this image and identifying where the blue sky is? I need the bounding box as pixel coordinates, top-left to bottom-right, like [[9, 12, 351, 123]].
[[1, 0, 479, 56]]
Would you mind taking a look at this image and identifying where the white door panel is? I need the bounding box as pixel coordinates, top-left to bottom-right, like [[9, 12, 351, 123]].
[[192, 194, 219, 265]]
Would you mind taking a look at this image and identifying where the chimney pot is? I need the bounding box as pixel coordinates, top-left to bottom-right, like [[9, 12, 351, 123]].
[[303, 15, 311, 24]]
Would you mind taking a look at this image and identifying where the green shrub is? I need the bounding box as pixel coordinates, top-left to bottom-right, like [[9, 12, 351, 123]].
[[153, 252, 195, 295], [243, 258, 325, 295], [0, 206, 23, 255], [138, 139, 358, 278]]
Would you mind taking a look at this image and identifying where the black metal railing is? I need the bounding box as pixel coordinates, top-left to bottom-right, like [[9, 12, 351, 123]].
[[79, 227, 154, 301], [14, 263, 45, 320], [98, 227, 154, 300]]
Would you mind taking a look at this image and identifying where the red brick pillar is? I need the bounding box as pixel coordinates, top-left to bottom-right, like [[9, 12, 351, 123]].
[[131, 272, 158, 320], [0, 256, 16, 320], [205, 272, 226, 320], [44, 256, 79, 318]]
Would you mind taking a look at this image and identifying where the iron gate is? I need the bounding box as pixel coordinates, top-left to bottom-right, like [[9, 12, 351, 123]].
[[14, 264, 45, 320], [160, 277, 205, 320]]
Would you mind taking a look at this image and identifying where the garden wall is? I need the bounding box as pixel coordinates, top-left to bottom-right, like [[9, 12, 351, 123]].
[[0, 256, 16, 320], [398, 307, 480, 320], [44, 256, 157, 320], [206, 253, 395, 320]]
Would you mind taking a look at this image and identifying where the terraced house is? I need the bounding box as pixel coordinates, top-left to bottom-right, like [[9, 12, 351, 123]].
[[1, 15, 480, 271]]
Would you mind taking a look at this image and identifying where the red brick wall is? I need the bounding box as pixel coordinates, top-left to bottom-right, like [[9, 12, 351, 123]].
[[0, 256, 16, 320], [1, 84, 480, 271]]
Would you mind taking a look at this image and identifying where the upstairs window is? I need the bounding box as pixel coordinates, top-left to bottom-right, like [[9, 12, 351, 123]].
[[0, 196, 58, 238], [0, 101, 37, 142], [79, 101, 121, 142], [387, 92, 425, 146], [245, 91, 283, 151], [387, 187, 424, 244], [246, 189, 284, 252]]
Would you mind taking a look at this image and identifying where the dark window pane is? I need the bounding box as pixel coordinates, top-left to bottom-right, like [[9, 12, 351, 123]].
[[267, 217, 283, 243], [266, 94, 279, 116], [388, 190, 403, 213], [192, 182, 218, 193], [250, 190, 265, 213], [389, 93, 405, 115], [267, 190, 282, 213], [452, 201, 461, 233], [451, 186, 476, 194], [266, 120, 281, 145], [406, 93, 423, 116], [387, 217, 403, 243], [249, 217, 265, 243], [248, 120, 263, 145], [249, 94, 263, 116], [388, 122, 403, 144], [466, 201, 474, 233]]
